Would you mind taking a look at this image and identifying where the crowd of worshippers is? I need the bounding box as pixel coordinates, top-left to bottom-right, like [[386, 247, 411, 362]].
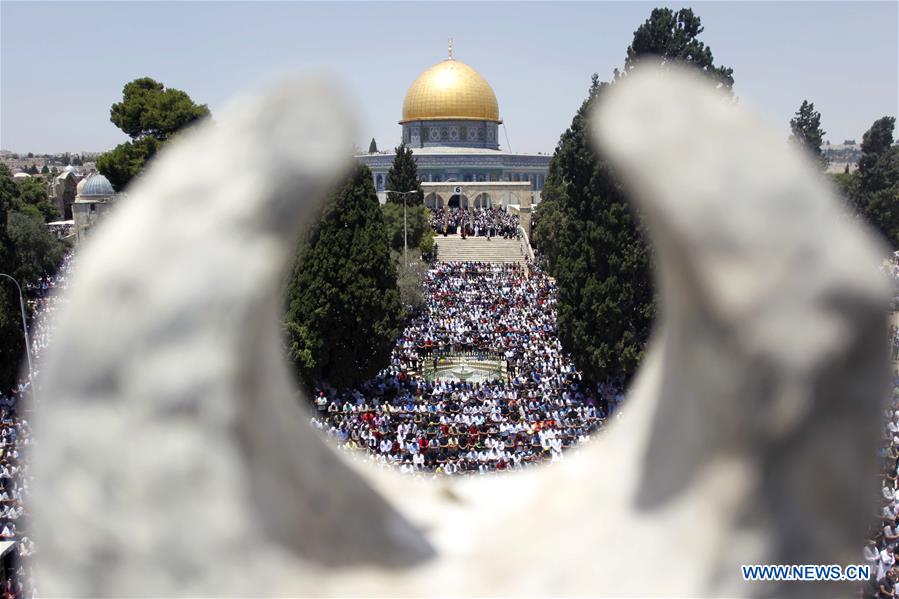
[[429, 207, 520, 239], [0, 252, 73, 599], [865, 376, 899, 598], [882, 253, 899, 312], [310, 261, 625, 475]]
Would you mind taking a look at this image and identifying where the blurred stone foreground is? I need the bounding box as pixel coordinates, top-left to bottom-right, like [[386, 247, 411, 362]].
[[32, 63, 893, 597]]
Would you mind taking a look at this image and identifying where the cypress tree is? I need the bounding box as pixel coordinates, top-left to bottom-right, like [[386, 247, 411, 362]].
[[849, 116, 899, 248], [789, 100, 827, 169], [284, 164, 403, 389], [385, 143, 422, 205], [533, 7, 733, 385], [369, 138, 378, 153]]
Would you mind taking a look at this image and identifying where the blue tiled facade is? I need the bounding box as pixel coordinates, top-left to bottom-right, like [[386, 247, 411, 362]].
[[357, 149, 550, 203]]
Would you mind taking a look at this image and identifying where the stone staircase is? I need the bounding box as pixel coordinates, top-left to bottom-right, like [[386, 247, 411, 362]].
[[434, 234, 526, 264]]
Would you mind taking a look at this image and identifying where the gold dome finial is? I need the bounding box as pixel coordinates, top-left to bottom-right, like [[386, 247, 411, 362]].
[[448, 37, 454, 60]]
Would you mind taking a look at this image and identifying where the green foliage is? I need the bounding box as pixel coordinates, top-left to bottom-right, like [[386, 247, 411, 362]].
[[381, 202, 431, 255], [98, 77, 209, 191], [0, 164, 68, 394], [284, 165, 403, 389], [6, 212, 67, 284], [536, 79, 655, 383], [789, 100, 827, 168], [394, 251, 428, 312], [369, 138, 378, 153], [535, 6, 731, 384], [40, 165, 49, 175], [621, 7, 734, 89], [385, 143, 423, 205], [110, 77, 210, 142], [96, 137, 160, 192], [0, 186, 20, 397], [845, 116, 899, 248], [13, 177, 59, 222]]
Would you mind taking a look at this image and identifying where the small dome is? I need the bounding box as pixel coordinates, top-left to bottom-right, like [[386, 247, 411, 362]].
[[401, 57, 500, 124], [64, 165, 76, 173], [79, 174, 115, 196]]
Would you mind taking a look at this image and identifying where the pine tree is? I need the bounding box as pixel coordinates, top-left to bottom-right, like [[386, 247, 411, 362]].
[[97, 77, 209, 191], [284, 164, 403, 389], [533, 7, 733, 385], [385, 143, 422, 205], [789, 100, 827, 169], [369, 138, 378, 153]]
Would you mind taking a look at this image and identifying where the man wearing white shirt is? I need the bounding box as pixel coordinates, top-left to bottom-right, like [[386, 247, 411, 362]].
[[878, 547, 896, 581]]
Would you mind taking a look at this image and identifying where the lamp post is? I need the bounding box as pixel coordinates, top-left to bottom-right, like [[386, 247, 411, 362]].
[[386, 189, 420, 267], [0, 273, 36, 400]]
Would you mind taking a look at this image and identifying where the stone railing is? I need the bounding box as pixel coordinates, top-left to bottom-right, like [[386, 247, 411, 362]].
[[518, 224, 535, 267]]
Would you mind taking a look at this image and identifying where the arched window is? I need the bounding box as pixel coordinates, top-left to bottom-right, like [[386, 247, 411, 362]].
[[376, 174, 384, 191]]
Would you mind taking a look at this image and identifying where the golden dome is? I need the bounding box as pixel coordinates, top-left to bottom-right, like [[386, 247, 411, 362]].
[[400, 58, 501, 124]]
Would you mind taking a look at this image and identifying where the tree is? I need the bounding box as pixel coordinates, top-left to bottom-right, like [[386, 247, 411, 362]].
[[6, 211, 67, 283], [534, 7, 732, 385], [369, 138, 378, 153], [96, 137, 160, 193], [40, 165, 49, 175], [620, 7, 734, 89], [26, 152, 33, 159], [12, 177, 59, 222], [0, 170, 22, 397], [284, 164, 403, 389], [110, 77, 209, 142], [848, 116, 899, 247], [381, 203, 432, 256], [385, 143, 422, 205], [394, 251, 428, 312], [789, 100, 827, 168], [0, 164, 68, 394], [98, 77, 209, 191]]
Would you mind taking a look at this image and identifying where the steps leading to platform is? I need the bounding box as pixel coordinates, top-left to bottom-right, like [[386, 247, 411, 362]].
[[435, 234, 525, 264]]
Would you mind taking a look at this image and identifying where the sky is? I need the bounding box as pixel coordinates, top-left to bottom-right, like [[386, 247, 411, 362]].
[[1, 1, 897, 155]]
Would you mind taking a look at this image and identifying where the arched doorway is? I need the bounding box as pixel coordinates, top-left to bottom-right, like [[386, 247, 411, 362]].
[[448, 194, 469, 209], [424, 193, 440, 209], [474, 192, 492, 209]]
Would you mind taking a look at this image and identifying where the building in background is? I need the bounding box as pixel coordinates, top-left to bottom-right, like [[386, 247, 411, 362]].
[[49, 166, 83, 220], [356, 46, 550, 210], [73, 173, 119, 243]]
